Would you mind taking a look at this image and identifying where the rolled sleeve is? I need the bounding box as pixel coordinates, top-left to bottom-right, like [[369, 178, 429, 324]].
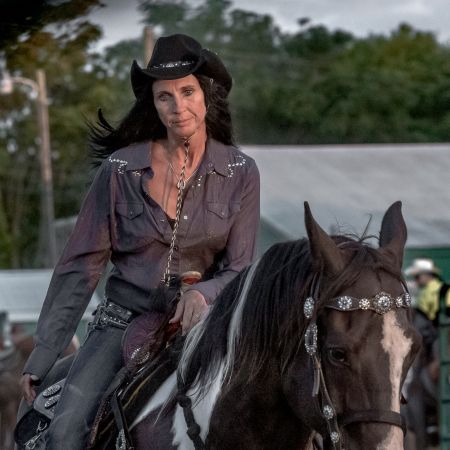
[[23, 161, 112, 380], [186, 160, 260, 304]]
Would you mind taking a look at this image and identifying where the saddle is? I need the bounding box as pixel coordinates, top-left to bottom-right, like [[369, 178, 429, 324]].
[[88, 332, 183, 449], [14, 354, 75, 449], [14, 314, 182, 450]]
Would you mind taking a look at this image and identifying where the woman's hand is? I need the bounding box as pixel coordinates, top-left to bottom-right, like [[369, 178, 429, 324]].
[[169, 290, 208, 335], [20, 373, 39, 405]]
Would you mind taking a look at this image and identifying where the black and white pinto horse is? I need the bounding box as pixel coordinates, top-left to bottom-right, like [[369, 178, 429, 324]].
[[122, 202, 420, 450]]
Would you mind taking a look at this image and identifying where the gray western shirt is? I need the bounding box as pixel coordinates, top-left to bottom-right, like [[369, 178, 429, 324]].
[[24, 138, 260, 380]]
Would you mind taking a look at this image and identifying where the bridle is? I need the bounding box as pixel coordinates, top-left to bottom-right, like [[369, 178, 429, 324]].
[[177, 275, 412, 450], [303, 276, 412, 449]]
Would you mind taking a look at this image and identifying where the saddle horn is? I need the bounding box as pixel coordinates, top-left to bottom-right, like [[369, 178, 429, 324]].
[[304, 202, 345, 276]]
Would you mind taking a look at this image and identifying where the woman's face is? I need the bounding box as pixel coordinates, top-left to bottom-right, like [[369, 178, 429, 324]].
[[152, 75, 207, 139]]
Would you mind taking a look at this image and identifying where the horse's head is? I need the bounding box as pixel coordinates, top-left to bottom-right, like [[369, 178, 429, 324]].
[[284, 202, 421, 450]]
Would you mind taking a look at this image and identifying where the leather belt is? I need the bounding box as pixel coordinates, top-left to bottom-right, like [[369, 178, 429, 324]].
[[92, 299, 136, 330]]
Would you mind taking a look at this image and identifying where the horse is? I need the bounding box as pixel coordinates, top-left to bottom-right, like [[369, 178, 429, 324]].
[[17, 201, 421, 449], [85, 201, 420, 450]]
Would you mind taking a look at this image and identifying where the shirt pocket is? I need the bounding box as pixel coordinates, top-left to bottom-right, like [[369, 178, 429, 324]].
[[116, 202, 144, 220], [205, 201, 240, 248], [114, 202, 151, 251]]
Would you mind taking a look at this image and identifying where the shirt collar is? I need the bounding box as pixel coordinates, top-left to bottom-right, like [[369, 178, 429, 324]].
[[123, 141, 152, 171], [123, 138, 230, 176], [202, 138, 229, 177]]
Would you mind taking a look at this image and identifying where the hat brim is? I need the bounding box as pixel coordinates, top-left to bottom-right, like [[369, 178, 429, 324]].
[[130, 49, 232, 98], [404, 266, 441, 276]]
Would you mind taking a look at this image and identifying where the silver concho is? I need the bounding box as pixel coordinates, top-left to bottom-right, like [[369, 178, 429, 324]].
[[131, 347, 150, 365], [44, 394, 60, 409], [359, 298, 370, 310], [43, 383, 61, 397], [304, 297, 315, 319], [373, 292, 392, 314], [337, 296, 353, 310], [323, 404, 335, 420], [330, 431, 340, 443], [403, 292, 412, 306]]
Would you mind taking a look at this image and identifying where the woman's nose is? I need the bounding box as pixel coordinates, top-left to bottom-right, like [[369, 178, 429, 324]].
[[171, 95, 185, 113]]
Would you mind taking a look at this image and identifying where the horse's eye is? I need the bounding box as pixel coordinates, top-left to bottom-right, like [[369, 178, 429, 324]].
[[328, 348, 347, 364]]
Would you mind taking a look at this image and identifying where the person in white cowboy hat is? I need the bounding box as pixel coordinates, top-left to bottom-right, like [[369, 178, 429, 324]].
[[405, 258, 450, 321], [19, 34, 260, 449]]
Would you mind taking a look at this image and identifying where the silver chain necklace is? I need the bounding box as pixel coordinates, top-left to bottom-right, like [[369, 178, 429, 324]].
[[168, 160, 198, 186], [161, 139, 190, 286]]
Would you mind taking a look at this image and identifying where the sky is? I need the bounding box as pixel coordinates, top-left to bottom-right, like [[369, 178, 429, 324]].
[[87, 0, 450, 50]]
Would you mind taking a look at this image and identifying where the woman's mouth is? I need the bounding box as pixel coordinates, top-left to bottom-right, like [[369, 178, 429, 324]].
[[172, 117, 192, 126]]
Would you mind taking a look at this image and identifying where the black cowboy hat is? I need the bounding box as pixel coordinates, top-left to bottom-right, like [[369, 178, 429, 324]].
[[130, 34, 232, 98]]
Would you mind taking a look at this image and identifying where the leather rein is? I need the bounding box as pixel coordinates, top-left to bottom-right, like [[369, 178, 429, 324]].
[[177, 274, 412, 450]]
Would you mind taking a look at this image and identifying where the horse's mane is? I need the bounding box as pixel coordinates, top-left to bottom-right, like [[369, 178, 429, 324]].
[[179, 235, 401, 394]]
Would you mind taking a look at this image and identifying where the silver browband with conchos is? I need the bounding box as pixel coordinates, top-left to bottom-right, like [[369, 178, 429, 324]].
[[327, 291, 411, 315], [303, 291, 411, 320]]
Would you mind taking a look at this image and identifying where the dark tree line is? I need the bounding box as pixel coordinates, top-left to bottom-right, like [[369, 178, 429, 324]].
[[1, 0, 449, 267]]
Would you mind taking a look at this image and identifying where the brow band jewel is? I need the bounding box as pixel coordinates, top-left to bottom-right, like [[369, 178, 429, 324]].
[[304, 297, 315, 319], [337, 296, 353, 310], [328, 291, 411, 315]]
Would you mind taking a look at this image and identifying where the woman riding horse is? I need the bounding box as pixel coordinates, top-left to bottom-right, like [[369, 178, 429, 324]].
[[88, 202, 421, 450], [20, 33, 260, 449]]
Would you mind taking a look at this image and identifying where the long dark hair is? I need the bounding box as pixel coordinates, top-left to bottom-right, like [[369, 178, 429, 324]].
[[88, 75, 234, 164]]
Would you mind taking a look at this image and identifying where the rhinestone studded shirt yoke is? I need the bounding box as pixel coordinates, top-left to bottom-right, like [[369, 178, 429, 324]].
[[22, 138, 260, 381]]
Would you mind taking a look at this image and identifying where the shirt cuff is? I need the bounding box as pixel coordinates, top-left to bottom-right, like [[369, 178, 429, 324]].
[[22, 344, 59, 381], [185, 282, 216, 305]]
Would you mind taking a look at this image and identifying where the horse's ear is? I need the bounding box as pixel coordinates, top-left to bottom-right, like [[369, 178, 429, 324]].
[[304, 202, 345, 275], [379, 201, 407, 269]]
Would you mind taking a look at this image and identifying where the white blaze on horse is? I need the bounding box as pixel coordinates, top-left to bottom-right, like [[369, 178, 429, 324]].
[[17, 202, 421, 450]]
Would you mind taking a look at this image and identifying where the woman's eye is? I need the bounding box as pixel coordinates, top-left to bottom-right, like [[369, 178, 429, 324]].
[[158, 94, 168, 102], [328, 348, 347, 364], [184, 89, 193, 96]]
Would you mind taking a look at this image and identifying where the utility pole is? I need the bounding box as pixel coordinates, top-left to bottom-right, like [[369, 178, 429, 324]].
[[36, 69, 57, 267], [0, 69, 57, 267], [144, 26, 155, 65]]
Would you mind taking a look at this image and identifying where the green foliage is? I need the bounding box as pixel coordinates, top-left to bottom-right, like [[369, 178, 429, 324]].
[[0, 0, 118, 267], [138, 0, 450, 144], [2, 0, 450, 267], [0, 0, 102, 49]]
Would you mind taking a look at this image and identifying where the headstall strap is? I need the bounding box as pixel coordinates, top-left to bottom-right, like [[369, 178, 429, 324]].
[[302, 277, 412, 449]]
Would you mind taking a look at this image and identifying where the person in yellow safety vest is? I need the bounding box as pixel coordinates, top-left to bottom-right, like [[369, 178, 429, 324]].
[[405, 258, 450, 322]]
